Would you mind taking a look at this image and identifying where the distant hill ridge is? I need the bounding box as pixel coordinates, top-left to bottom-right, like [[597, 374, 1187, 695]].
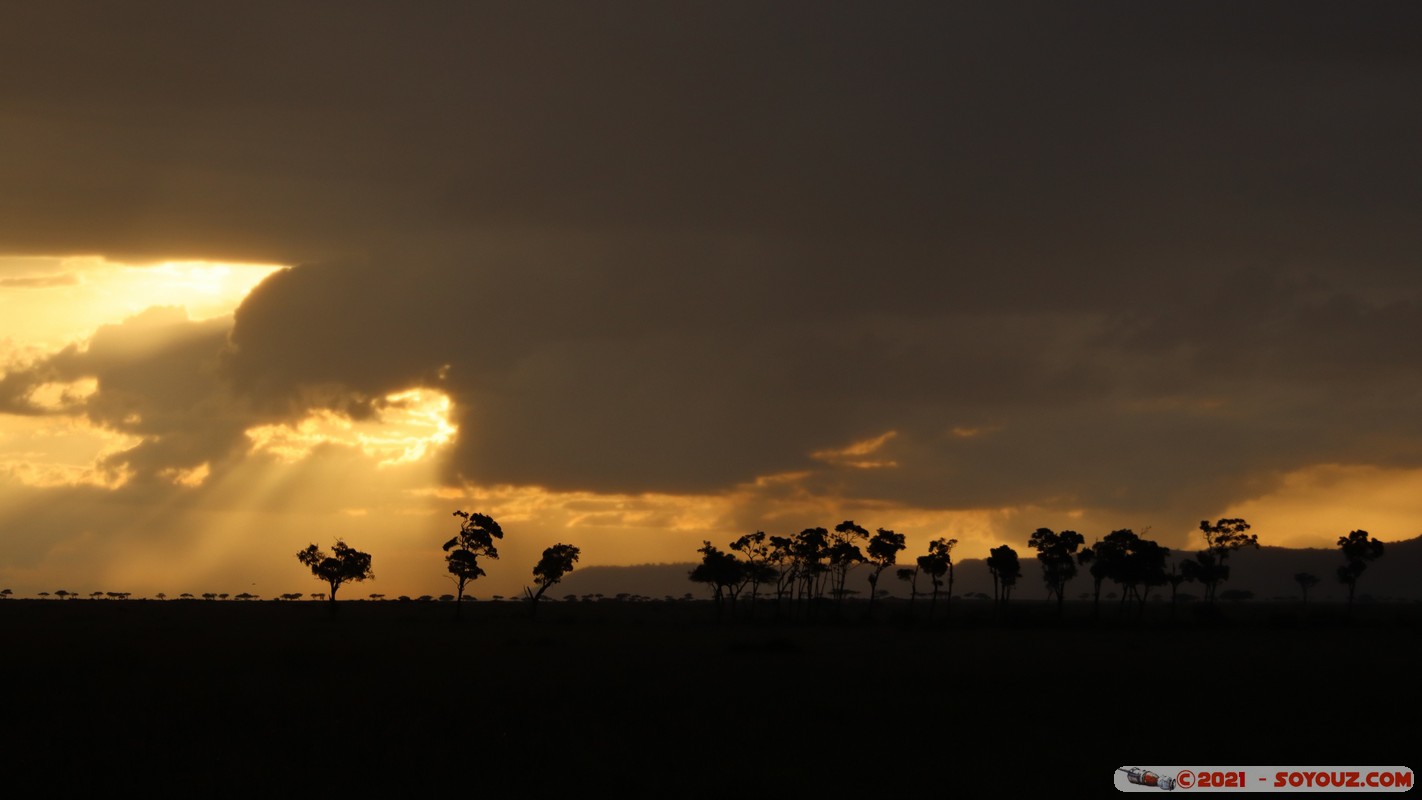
[[558, 535, 1422, 602]]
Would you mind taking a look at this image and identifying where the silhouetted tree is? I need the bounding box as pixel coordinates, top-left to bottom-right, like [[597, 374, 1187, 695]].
[[1294, 572, 1319, 604], [1182, 518, 1258, 604], [864, 527, 906, 619], [689, 541, 746, 618], [765, 535, 799, 613], [828, 520, 869, 608], [1096, 529, 1169, 614], [526, 543, 580, 617], [444, 510, 504, 616], [1027, 528, 1084, 616], [986, 545, 1021, 610], [916, 538, 957, 620], [1078, 539, 1115, 619], [789, 527, 830, 610], [0, 588, 11, 599], [54, 589, 71, 599], [1337, 529, 1384, 617], [896, 566, 919, 608], [730, 531, 779, 613], [296, 540, 374, 607]]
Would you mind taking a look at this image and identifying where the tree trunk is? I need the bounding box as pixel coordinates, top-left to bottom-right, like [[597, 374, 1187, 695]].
[[527, 584, 549, 618], [946, 564, 954, 616]]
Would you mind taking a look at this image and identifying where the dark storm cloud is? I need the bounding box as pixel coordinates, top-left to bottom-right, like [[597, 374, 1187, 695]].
[[0, 308, 259, 479], [5, 1, 1420, 267], [5, 2, 1422, 523]]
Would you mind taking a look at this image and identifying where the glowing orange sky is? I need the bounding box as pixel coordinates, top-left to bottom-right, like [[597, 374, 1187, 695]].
[[3, 6, 1422, 601], [1, 255, 1418, 599]]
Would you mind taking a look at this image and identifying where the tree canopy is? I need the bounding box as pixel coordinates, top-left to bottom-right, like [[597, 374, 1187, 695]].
[[985, 544, 1021, 608], [527, 543, 581, 614], [864, 527, 906, 617], [533, 543, 580, 589], [689, 541, 746, 616], [1027, 528, 1084, 613], [296, 540, 374, 603], [1336, 529, 1384, 614], [445, 510, 505, 607], [916, 537, 957, 618], [1182, 518, 1258, 603]]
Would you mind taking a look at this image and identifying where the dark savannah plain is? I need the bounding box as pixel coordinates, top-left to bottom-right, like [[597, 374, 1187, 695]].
[[4, 597, 1417, 794]]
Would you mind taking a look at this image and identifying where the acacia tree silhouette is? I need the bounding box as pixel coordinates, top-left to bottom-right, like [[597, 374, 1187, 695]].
[[828, 520, 869, 610], [789, 527, 830, 614], [896, 565, 919, 608], [1104, 530, 1169, 614], [1077, 536, 1117, 619], [729, 531, 778, 614], [916, 537, 957, 620], [1294, 572, 1319, 604], [525, 543, 580, 617], [1336, 529, 1384, 618], [864, 527, 906, 619], [689, 541, 745, 618], [764, 535, 798, 615], [1027, 528, 1084, 616], [986, 544, 1021, 611], [1182, 518, 1258, 604], [296, 540, 374, 608], [445, 510, 504, 616]]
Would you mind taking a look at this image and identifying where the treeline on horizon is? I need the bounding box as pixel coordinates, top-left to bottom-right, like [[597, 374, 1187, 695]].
[[684, 517, 1392, 620], [0, 515, 1397, 619]]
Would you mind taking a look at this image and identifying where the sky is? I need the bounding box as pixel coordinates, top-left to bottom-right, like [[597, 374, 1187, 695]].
[[2, 1, 1421, 599]]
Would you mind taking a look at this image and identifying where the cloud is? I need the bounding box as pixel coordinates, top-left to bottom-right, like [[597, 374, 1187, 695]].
[[218, 255, 1422, 533], [0, 274, 79, 288], [0, 307, 257, 478]]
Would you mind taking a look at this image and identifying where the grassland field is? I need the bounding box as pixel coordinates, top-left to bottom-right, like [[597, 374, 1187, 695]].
[[2, 598, 1417, 794]]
